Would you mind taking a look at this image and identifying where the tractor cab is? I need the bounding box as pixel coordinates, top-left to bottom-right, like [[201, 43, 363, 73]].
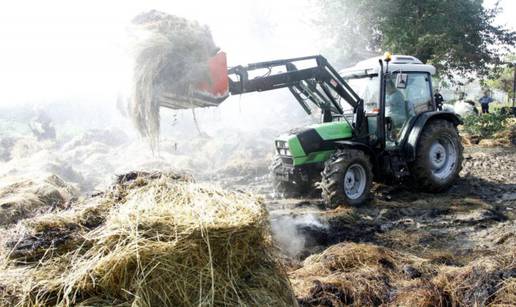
[[340, 54, 437, 150]]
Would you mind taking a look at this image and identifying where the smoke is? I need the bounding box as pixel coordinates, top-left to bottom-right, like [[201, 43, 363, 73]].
[[270, 213, 328, 257], [0, 1, 329, 198]]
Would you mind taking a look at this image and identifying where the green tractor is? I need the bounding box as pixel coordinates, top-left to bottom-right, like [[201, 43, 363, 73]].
[[172, 53, 463, 208]]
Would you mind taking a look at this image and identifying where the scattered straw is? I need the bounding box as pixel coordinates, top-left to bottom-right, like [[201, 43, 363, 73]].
[[292, 242, 516, 306]]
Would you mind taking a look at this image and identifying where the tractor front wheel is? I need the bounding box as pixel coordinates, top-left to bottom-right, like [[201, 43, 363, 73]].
[[320, 149, 373, 208]]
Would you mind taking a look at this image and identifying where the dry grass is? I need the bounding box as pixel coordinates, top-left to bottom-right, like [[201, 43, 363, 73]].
[[475, 117, 516, 148], [291, 242, 516, 306], [0, 171, 295, 306], [0, 175, 77, 226], [491, 278, 516, 306], [292, 243, 429, 306], [433, 250, 516, 306]]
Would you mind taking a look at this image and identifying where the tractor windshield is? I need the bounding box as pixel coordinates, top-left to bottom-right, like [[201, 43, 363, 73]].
[[344, 74, 379, 113]]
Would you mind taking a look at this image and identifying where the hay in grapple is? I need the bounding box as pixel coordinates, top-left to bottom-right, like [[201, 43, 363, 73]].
[[0, 171, 295, 306], [129, 10, 219, 150]]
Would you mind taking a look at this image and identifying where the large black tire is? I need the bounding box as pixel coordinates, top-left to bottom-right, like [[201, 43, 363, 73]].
[[270, 156, 308, 197], [320, 149, 373, 208], [409, 119, 463, 192]]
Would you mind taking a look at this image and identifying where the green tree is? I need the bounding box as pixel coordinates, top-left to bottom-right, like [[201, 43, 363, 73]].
[[318, 0, 515, 78], [484, 54, 516, 102]]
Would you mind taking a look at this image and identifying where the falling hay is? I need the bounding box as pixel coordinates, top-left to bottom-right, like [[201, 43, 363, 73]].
[[129, 10, 219, 150], [0, 171, 295, 306]]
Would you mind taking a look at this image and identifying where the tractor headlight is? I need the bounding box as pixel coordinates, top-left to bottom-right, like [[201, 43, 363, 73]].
[[278, 148, 291, 156]]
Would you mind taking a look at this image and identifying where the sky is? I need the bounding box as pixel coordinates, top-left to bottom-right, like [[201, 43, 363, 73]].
[[0, 0, 513, 107], [0, 0, 318, 106]]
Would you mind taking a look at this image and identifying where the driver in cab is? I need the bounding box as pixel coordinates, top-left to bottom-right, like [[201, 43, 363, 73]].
[[385, 79, 407, 140]]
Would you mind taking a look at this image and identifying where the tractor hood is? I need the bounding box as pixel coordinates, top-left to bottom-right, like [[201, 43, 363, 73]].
[[275, 121, 353, 165]]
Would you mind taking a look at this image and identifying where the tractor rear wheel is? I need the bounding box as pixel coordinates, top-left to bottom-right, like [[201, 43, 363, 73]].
[[409, 119, 463, 192], [320, 149, 373, 208]]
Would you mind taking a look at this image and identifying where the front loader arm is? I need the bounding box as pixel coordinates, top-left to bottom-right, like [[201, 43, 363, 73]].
[[158, 53, 366, 136], [227, 55, 362, 117]]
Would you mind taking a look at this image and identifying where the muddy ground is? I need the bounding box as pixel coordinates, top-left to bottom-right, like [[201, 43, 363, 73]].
[[183, 141, 516, 263], [215, 145, 516, 303], [261, 146, 515, 305], [261, 146, 516, 261]]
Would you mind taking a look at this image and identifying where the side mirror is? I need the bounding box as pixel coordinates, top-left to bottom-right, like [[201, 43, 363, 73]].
[[396, 73, 408, 89]]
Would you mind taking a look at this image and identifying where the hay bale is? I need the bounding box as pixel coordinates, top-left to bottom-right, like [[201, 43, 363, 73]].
[[0, 175, 78, 226], [0, 171, 295, 306], [129, 10, 219, 149]]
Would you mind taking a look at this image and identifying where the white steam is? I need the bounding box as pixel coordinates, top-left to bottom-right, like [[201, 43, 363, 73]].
[[270, 213, 328, 257]]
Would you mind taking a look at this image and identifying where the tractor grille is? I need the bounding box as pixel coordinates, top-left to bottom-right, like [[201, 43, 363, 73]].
[[275, 140, 291, 156], [281, 157, 293, 165]]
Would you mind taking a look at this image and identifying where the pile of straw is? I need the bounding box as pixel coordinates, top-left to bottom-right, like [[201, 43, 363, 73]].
[[292, 242, 431, 306], [129, 10, 219, 149], [292, 242, 516, 306], [0, 175, 77, 227], [0, 171, 295, 306], [434, 250, 516, 306]]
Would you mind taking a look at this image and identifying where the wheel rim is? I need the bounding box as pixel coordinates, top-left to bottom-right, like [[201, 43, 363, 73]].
[[343, 163, 367, 200], [429, 135, 458, 180]]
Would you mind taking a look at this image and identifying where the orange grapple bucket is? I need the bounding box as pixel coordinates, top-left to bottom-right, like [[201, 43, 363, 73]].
[[196, 51, 229, 100], [159, 51, 229, 109]]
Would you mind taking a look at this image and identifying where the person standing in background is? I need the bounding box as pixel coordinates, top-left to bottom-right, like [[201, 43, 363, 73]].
[[479, 91, 494, 114], [434, 89, 444, 110]]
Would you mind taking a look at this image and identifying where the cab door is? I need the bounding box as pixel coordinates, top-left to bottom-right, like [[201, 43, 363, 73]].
[[384, 72, 433, 149]]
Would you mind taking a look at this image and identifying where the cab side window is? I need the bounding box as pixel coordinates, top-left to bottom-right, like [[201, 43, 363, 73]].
[[384, 72, 432, 148], [405, 73, 432, 114]]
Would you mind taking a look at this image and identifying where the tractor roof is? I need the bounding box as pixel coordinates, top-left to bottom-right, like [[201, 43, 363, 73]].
[[339, 54, 436, 77]]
